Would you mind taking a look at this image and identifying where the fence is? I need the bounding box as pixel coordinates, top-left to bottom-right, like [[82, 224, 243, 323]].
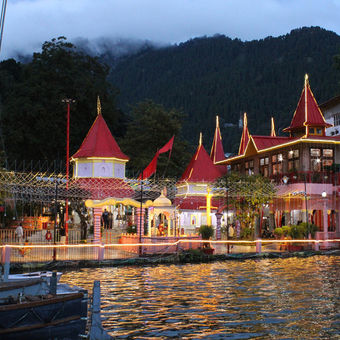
[[0, 229, 81, 244], [0, 239, 339, 265]]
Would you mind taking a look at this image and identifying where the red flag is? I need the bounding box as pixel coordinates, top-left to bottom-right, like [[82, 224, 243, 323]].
[[138, 152, 159, 179], [158, 136, 174, 158]]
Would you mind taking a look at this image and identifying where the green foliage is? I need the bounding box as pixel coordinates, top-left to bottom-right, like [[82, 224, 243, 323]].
[[274, 227, 283, 237], [126, 225, 137, 234], [240, 226, 252, 239], [110, 27, 340, 151], [216, 172, 276, 231], [289, 225, 306, 239], [281, 225, 291, 236], [198, 225, 214, 240], [0, 37, 124, 162], [120, 99, 192, 177], [298, 222, 318, 238]]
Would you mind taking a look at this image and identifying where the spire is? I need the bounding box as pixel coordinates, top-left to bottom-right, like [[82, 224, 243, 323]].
[[97, 96, 101, 116], [238, 112, 250, 155], [72, 99, 129, 160], [180, 134, 222, 182], [270, 117, 276, 137], [210, 115, 226, 164], [283, 74, 331, 136]]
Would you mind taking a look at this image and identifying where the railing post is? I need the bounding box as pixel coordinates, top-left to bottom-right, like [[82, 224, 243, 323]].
[[97, 244, 104, 261], [256, 239, 262, 254], [2, 245, 11, 282], [314, 240, 320, 251]]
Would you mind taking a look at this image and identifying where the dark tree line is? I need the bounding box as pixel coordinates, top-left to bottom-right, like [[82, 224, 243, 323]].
[[110, 26, 340, 153]]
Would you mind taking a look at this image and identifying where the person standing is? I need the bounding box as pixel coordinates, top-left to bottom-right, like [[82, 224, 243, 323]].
[[15, 224, 24, 244], [60, 225, 66, 244], [45, 229, 52, 243], [101, 209, 109, 229]]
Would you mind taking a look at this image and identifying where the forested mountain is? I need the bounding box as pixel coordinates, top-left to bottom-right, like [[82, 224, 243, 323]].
[[109, 27, 340, 153]]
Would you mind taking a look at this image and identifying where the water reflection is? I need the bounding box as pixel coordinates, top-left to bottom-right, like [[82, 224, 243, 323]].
[[61, 256, 340, 339]]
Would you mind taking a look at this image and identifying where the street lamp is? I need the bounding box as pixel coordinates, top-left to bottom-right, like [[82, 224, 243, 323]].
[[321, 191, 328, 248], [62, 98, 75, 243]]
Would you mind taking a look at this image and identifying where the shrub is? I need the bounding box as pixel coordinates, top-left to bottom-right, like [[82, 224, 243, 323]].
[[281, 225, 291, 237], [240, 226, 252, 239], [289, 225, 305, 239], [198, 225, 214, 240], [298, 222, 318, 238], [274, 227, 283, 238], [126, 225, 137, 234]]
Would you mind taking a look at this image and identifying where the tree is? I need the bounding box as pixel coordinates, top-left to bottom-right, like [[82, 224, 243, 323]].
[[120, 100, 192, 178], [0, 37, 125, 163], [216, 172, 276, 238]]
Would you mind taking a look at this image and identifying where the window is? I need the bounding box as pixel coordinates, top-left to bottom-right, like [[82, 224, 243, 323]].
[[334, 112, 340, 126], [259, 157, 269, 177], [288, 149, 299, 172], [310, 148, 321, 171], [272, 153, 283, 175], [322, 149, 334, 170], [232, 163, 240, 172], [309, 127, 323, 135], [310, 148, 333, 171], [245, 160, 254, 175]]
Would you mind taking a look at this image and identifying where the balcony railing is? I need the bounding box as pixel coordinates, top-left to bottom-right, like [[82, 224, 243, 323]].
[[270, 171, 340, 185]]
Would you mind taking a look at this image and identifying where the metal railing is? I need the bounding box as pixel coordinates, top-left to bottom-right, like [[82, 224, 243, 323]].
[[0, 229, 81, 244], [0, 238, 339, 264]]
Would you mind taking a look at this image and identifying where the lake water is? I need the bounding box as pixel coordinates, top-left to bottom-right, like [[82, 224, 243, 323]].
[[60, 256, 340, 339]]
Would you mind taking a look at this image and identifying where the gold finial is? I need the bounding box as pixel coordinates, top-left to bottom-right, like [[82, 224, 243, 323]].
[[271, 117, 276, 137], [199, 132, 202, 146], [216, 115, 219, 128], [304, 73, 309, 86], [97, 96, 101, 115], [243, 112, 247, 126]]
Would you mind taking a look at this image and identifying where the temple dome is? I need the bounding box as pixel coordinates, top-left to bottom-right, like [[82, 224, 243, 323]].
[[153, 192, 171, 207]]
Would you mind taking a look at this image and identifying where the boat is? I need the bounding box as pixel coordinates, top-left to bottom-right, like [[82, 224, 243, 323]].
[[0, 277, 88, 339], [8, 271, 63, 285]]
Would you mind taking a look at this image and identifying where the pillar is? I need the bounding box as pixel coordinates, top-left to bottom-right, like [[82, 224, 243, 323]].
[[136, 207, 145, 238], [206, 190, 212, 226], [215, 212, 222, 240], [93, 208, 102, 244], [323, 201, 329, 248]]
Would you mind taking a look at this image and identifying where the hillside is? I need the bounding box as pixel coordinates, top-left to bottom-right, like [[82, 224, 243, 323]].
[[109, 27, 340, 154]]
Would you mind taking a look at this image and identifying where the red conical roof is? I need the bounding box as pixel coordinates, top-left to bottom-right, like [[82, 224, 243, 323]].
[[283, 75, 331, 134], [210, 116, 226, 163], [238, 112, 250, 155], [72, 111, 129, 160], [180, 133, 222, 182]]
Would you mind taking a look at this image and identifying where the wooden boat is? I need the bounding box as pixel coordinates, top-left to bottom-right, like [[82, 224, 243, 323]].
[[8, 271, 63, 285], [0, 279, 88, 339]]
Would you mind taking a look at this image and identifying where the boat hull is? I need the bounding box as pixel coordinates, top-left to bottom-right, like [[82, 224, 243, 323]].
[[0, 292, 88, 339]]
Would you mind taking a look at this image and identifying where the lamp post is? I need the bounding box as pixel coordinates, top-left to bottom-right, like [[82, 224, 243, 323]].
[[321, 191, 328, 248], [62, 98, 75, 243]]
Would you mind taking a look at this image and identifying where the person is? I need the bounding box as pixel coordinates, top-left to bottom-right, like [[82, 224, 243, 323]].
[[45, 229, 52, 242], [228, 224, 235, 239], [60, 225, 66, 244], [15, 224, 24, 244], [101, 209, 109, 229], [19, 239, 31, 257]]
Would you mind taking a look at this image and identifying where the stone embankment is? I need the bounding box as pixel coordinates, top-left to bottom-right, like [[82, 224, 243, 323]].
[[9, 249, 340, 273]]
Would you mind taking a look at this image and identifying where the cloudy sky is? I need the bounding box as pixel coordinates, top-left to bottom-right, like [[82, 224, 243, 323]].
[[2, 0, 340, 59]]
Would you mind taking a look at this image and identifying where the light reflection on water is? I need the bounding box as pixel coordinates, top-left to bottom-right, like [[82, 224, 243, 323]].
[[60, 256, 340, 339]]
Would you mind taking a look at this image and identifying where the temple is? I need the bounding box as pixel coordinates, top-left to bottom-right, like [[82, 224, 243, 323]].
[[217, 75, 340, 241]]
